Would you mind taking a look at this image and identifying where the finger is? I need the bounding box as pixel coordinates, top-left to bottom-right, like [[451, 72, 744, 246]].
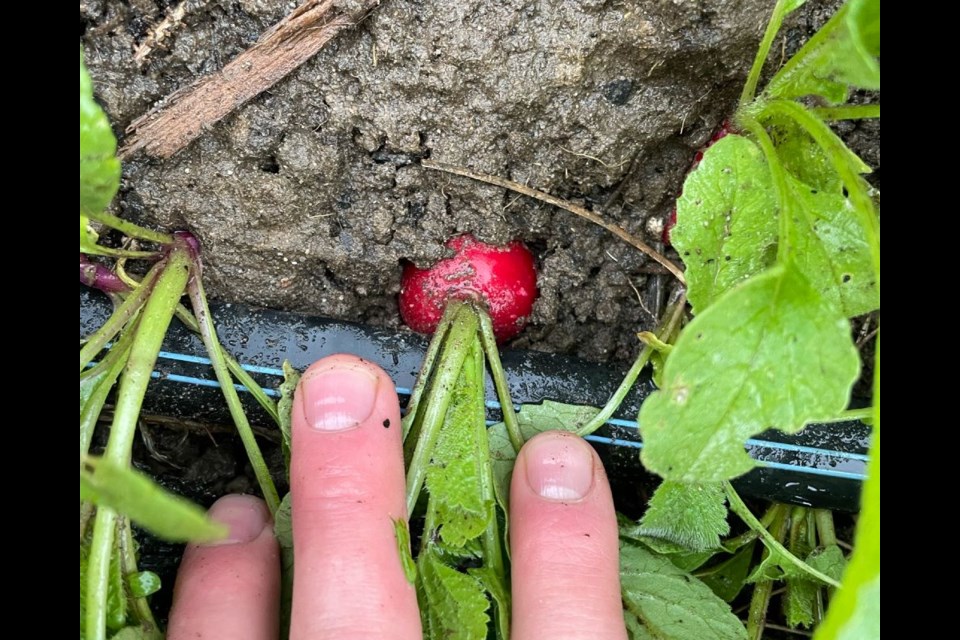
[[167, 494, 280, 640], [510, 431, 626, 640], [289, 354, 421, 639]]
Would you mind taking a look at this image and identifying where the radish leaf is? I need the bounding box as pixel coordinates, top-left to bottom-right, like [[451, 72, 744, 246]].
[[673, 135, 779, 315], [621, 541, 747, 640], [419, 552, 490, 640], [639, 264, 859, 482], [80, 46, 121, 216], [637, 481, 729, 552], [765, 0, 879, 104]]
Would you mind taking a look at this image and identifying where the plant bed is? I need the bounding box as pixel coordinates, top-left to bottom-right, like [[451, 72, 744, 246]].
[[81, 1, 879, 638]]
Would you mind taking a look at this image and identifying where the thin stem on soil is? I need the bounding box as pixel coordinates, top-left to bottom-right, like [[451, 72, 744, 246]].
[[85, 210, 174, 245], [84, 245, 161, 260], [421, 159, 686, 284], [740, 0, 791, 107], [576, 292, 687, 437], [188, 268, 281, 514], [478, 310, 523, 453], [405, 303, 478, 516]]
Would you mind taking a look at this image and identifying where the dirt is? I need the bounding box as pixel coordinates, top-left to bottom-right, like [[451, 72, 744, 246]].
[[79, 0, 839, 363]]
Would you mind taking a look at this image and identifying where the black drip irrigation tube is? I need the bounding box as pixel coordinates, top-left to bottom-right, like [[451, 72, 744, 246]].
[[81, 287, 869, 512]]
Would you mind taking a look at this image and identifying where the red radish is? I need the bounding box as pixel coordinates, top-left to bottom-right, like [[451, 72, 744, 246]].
[[663, 121, 733, 245], [399, 234, 538, 342]]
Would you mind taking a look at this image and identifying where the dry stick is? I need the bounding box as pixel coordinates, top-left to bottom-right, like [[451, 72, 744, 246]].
[[421, 159, 686, 285], [120, 0, 381, 159]]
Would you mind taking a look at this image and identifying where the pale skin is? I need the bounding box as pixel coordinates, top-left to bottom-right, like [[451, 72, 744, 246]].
[[167, 354, 627, 639]]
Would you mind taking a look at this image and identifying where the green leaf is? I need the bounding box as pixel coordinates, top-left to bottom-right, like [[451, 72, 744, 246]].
[[81, 456, 227, 543], [624, 612, 657, 640], [784, 545, 847, 628], [489, 400, 595, 512], [699, 543, 755, 603], [769, 117, 845, 194], [787, 174, 879, 317], [425, 342, 492, 548], [834, 576, 880, 640], [673, 135, 779, 315], [126, 571, 161, 599], [639, 264, 860, 482], [419, 551, 490, 640], [108, 534, 127, 631], [80, 46, 121, 216], [620, 541, 747, 640], [765, 0, 880, 104], [278, 361, 300, 474], [637, 481, 729, 552]]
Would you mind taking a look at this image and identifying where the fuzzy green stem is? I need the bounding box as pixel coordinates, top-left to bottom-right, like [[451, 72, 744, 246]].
[[405, 303, 478, 516], [477, 310, 523, 452], [188, 271, 281, 514], [85, 210, 175, 245], [812, 104, 880, 121], [740, 0, 791, 107], [745, 504, 789, 640], [80, 261, 163, 372], [577, 294, 686, 437], [725, 483, 841, 588], [471, 339, 510, 634], [402, 302, 458, 440]]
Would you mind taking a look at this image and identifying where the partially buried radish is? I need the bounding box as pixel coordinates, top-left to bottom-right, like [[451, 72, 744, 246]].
[[399, 234, 538, 342]]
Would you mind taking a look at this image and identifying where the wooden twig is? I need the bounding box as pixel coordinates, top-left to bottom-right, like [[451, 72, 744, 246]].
[[421, 159, 686, 284], [120, 0, 381, 159], [133, 0, 192, 67]]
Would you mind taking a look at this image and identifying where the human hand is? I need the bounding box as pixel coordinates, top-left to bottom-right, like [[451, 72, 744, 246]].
[[167, 354, 627, 639]]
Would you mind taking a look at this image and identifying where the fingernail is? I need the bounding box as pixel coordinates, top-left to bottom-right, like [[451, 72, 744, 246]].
[[524, 432, 595, 502], [300, 362, 379, 431], [207, 495, 270, 545]]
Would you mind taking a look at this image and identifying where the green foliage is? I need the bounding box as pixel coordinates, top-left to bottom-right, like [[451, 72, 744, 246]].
[[80, 456, 227, 543], [640, 264, 860, 482], [783, 545, 846, 627], [699, 543, 755, 603], [425, 344, 492, 547], [620, 541, 747, 640], [393, 518, 418, 584], [642, 0, 879, 485], [765, 0, 879, 104], [418, 552, 490, 640], [673, 136, 778, 315], [637, 481, 729, 552], [80, 46, 121, 216]]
